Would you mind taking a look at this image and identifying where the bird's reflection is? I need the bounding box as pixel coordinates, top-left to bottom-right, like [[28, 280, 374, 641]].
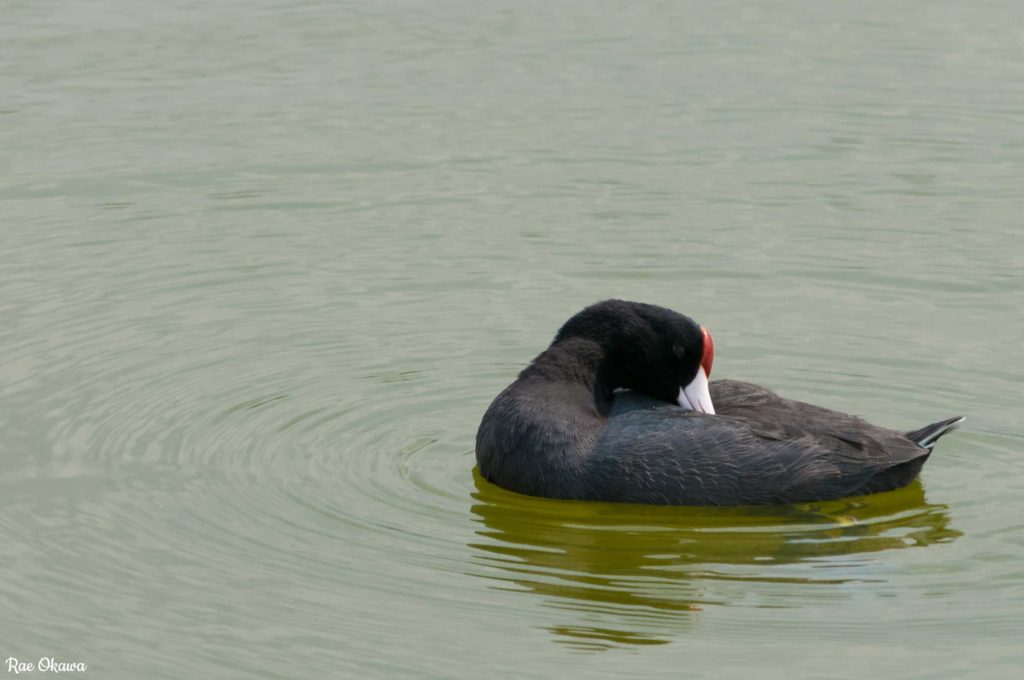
[[468, 469, 959, 651]]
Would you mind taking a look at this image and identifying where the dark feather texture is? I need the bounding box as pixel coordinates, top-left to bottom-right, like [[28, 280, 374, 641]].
[[474, 300, 962, 506]]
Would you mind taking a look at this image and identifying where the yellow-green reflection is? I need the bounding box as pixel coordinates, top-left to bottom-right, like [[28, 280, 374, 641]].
[[468, 468, 959, 651]]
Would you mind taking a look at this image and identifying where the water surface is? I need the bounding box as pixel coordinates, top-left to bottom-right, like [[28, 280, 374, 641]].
[[2, 1, 1022, 678]]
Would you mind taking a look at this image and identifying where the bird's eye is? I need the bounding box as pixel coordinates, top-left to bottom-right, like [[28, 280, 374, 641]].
[[672, 343, 686, 360]]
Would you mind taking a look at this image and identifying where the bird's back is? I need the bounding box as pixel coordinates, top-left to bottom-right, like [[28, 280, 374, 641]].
[[592, 380, 931, 505]]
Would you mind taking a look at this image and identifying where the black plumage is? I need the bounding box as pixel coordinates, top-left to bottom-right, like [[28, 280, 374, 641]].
[[475, 300, 962, 506]]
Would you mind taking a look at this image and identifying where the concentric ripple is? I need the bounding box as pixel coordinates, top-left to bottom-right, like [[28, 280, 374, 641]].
[[1, 205, 1021, 675], [4, 0, 1024, 677]]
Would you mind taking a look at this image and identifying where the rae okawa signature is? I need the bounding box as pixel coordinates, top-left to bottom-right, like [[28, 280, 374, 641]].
[[5, 658, 87, 674]]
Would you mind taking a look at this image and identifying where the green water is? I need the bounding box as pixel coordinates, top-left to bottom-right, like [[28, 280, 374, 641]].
[[2, 1, 1022, 677]]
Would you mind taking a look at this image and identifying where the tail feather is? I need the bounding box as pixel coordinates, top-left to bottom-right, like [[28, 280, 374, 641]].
[[905, 416, 965, 451]]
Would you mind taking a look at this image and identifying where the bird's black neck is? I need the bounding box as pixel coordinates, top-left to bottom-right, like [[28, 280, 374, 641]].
[[521, 337, 620, 408]]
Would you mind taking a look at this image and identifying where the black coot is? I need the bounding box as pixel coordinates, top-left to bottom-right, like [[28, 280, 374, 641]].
[[475, 300, 962, 506]]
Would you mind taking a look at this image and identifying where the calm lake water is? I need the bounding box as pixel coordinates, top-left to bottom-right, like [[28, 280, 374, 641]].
[[2, 1, 1022, 678]]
